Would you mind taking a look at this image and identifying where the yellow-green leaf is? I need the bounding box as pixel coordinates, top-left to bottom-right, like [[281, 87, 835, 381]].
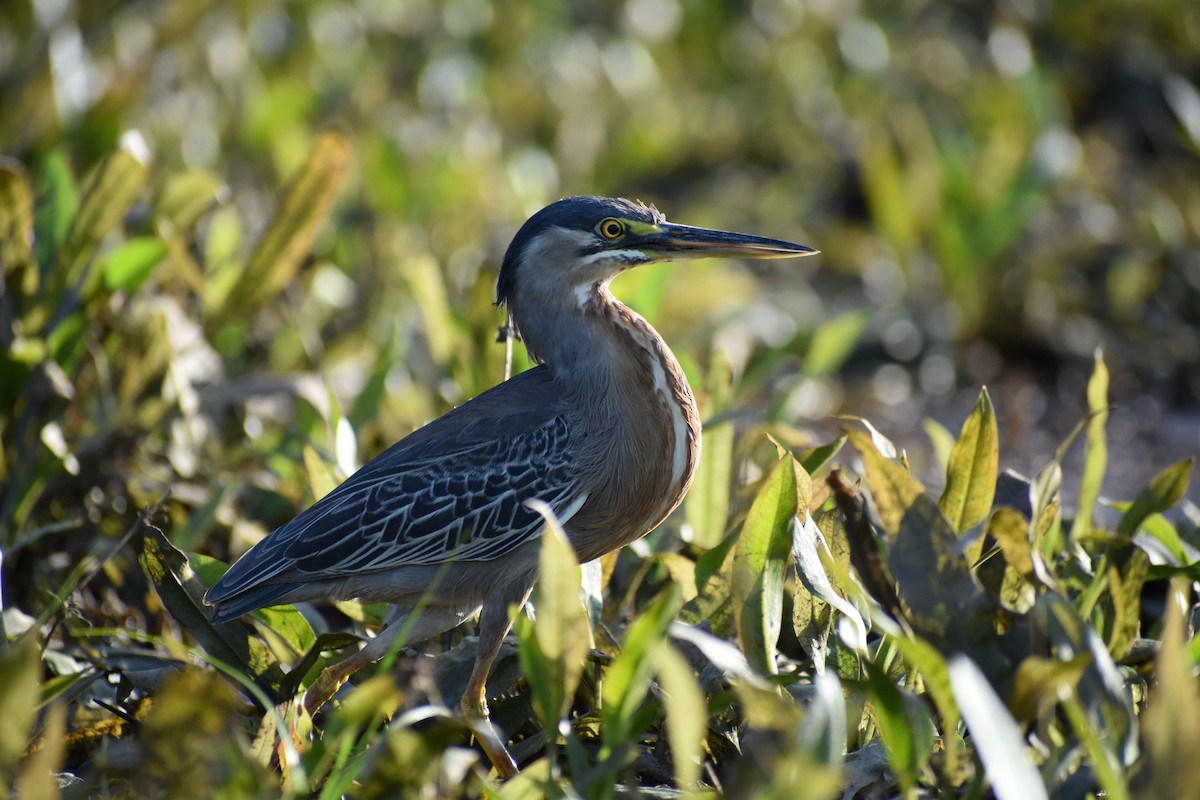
[[733, 455, 799, 675], [15, 702, 65, 800], [685, 352, 734, 548], [59, 132, 151, 291], [519, 502, 590, 731], [1105, 546, 1149, 660], [654, 643, 706, 790], [1133, 588, 1200, 800], [846, 427, 924, 537], [0, 157, 36, 289], [0, 637, 42, 787], [219, 130, 351, 320], [1070, 350, 1109, 540], [939, 387, 998, 534], [100, 236, 167, 293], [155, 168, 227, 231]]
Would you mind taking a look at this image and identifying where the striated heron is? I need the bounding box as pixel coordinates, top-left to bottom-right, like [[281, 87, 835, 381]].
[[204, 196, 816, 775]]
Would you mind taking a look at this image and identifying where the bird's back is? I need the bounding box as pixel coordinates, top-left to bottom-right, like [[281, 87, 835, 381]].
[[205, 366, 583, 621]]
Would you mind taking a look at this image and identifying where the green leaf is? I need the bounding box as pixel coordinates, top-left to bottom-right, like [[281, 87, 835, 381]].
[[1105, 545, 1149, 660], [680, 527, 736, 637], [1070, 350, 1109, 540], [804, 310, 868, 378], [797, 671, 847, 766], [733, 455, 799, 674], [885, 628, 963, 779], [984, 506, 1043, 613], [303, 444, 341, 503], [798, 434, 846, 477], [59, 132, 151, 292], [348, 327, 400, 429], [653, 643, 706, 790], [601, 586, 681, 758], [939, 387, 999, 535], [33, 150, 78, 276], [217, 130, 351, 321], [685, 352, 734, 548], [518, 501, 591, 734], [100, 236, 167, 293], [865, 655, 932, 792], [1116, 458, 1194, 538]]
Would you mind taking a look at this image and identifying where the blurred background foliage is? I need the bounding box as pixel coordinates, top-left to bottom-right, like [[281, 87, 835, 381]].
[[2, 0, 1199, 796], [3, 0, 1196, 502]]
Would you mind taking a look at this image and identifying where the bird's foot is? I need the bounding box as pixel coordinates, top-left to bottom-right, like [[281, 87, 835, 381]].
[[461, 688, 517, 778]]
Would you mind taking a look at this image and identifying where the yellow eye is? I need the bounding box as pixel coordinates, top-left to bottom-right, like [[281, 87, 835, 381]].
[[598, 218, 624, 240]]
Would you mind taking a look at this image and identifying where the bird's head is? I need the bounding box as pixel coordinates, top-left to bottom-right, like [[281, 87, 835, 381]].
[[496, 196, 816, 312]]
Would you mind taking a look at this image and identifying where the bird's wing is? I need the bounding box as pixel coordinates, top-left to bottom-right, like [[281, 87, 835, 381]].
[[206, 367, 581, 608]]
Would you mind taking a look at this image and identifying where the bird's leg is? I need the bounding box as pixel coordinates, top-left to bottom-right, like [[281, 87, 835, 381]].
[[304, 605, 478, 718], [460, 584, 533, 779]]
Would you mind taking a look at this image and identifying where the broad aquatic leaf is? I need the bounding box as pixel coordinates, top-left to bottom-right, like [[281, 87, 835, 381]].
[[883, 627, 963, 779], [791, 513, 866, 668], [141, 527, 285, 694], [939, 387, 998, 534], [798, 670, 847, 766], [654, 643, 706, 790], [984, 507, 1042, 613], [1070, 350, 1109, 540], [519, 501, 590, 733], [680, 527, 737, 637], [949, 655, 1048, 800], [1036, 593, 1136, 766], [827, 470, 902, 619], [733, 455, 799, 675], [865, 655, 932, 792], [847, 428, 923, 537], [303, 444, 341, 503], [602, 587, 681, 751], [889, 493, 992, 654], [1008, 654, 1091, 723], [1105, 544, 1149, 660]]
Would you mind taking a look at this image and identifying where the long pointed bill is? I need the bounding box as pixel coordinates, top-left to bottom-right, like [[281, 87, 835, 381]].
[[641, 221, 818, 261]]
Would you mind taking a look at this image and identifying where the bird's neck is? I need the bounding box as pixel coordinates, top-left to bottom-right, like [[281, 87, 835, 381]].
[[512, 283, 702, 557]]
